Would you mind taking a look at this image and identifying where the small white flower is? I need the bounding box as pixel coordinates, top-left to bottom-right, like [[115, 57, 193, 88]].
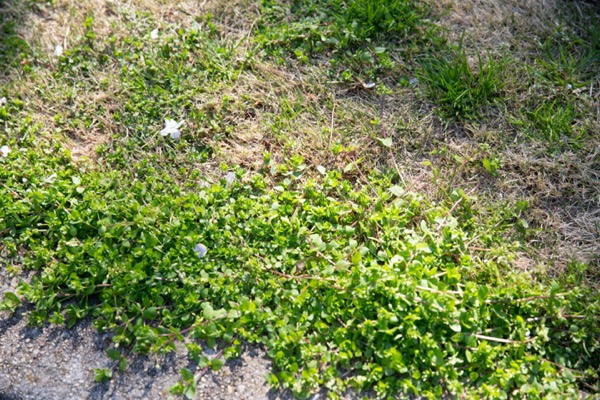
[[225, 172, 235, 185], [150, 28, 159, 40], [409, 77, 419, 86], [54, 44, 64, 57], [0, 97, 6, 106], [194, 243, 208, 258], [0, 145, 10, 157], [160, 118, 184, 140], [566, 84, 573, 90], [44, 173, 57, 184]]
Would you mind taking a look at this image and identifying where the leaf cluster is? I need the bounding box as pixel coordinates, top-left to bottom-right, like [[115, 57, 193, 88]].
[[1, 130, 599, 398]]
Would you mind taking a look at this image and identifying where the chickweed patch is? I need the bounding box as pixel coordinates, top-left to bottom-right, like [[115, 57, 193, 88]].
[[2, 131, 599, 398]]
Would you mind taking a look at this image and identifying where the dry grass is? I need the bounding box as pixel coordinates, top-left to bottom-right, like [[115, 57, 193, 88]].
[[418, 0, 600, 276], [17, 0, 230, 51], [432, 0, 560, 51]]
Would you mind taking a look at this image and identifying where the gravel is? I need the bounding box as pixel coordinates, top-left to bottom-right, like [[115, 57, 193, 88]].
[[0, 266, 296, 400], [0, 309, 292, 400]]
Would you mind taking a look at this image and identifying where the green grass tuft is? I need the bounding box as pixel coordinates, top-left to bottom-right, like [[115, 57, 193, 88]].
[[535, 22, 600, 87], [513, 95, 585, 151], [418, 43, 507, 120], [0, 5, 34, 75], [257, 0, 432, 82]]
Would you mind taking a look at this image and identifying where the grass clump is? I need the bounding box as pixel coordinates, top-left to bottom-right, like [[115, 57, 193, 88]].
[[536, 22, 600, 87], [1, 129, 599, 398], [0, 0, 45, 75], [57, 16, 108, 78], [0, 19, 30, 71], [257, 0, 432, 82], [56, 16, 242, 137], [116, 25, 240, 138], [512, 95, 585, 151], [418, 44, 507, 120]]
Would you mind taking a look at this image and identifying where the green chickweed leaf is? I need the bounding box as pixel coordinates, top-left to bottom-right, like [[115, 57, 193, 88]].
[[184, 383, 196, 400], [142, 307, 157, 320], [0, 292, 21, 313], [106, 349, 121, 361], [169, 382, 184, 395], [94, 368, 112, 383], [377, 137, 393, 148], [180, 368, 194, 382], [210, 358, 224, 371]]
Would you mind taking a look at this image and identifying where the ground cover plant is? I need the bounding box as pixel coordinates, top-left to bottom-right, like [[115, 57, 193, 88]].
[[3, 124, 599, 399], [257, 0, 439, 84], [1, 0, 599, 399]]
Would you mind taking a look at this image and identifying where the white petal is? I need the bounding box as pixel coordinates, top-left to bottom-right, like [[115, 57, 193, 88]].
[[44, 173, 57, 184], [363, 82, 376, 89], [0, 97, 6, 106], [0, 145, 10, 157], [54, 45, 63, 57], [161, 119, 176, 135], [161, 119, 184, 139], [225, 172, 235, 185], [194, 243, 208, 258], [150, 29, 159, 40]]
